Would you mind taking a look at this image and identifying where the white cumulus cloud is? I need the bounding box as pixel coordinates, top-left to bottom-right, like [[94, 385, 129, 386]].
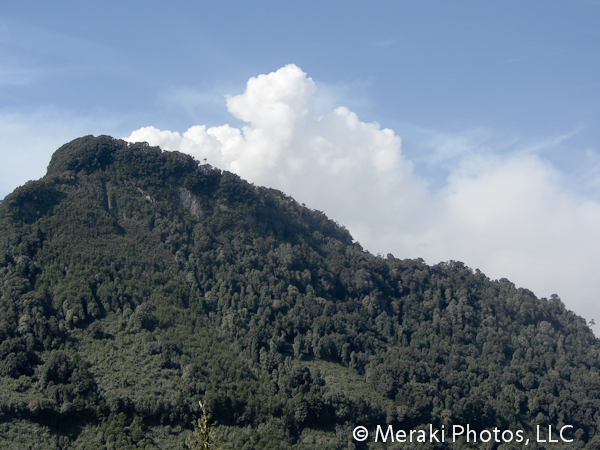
[[126, 64, 600, 328]]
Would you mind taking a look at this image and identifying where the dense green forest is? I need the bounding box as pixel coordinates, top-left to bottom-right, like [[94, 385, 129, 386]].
[[0, 135, 599, 449]]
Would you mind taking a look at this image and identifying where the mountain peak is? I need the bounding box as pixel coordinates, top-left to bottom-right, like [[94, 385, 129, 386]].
[[0, 136, 598, 448], [46, 135, 127, 176]]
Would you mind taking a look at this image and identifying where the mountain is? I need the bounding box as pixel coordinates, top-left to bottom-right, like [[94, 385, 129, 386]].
[[0, 135, 599, 449]]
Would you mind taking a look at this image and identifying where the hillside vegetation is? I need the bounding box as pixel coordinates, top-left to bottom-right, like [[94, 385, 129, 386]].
[[0, 135, 599, 449]]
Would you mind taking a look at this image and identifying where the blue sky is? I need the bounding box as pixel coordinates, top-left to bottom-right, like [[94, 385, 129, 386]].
[[2, 1, 600, 328]]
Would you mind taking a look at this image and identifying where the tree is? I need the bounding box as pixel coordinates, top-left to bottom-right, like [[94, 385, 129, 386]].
[[186, 400, 219, 450]]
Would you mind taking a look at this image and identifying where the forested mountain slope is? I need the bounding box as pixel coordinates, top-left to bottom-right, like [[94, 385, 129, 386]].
[[0, 135, 599, 449]]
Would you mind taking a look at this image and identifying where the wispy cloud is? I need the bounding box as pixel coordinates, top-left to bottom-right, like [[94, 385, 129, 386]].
[[0, 66, 40, 86], [371, 39, 396, 47], [159, 87, 227, 111], [0, 18, 129, 89], [518, 126, 584, 155]]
